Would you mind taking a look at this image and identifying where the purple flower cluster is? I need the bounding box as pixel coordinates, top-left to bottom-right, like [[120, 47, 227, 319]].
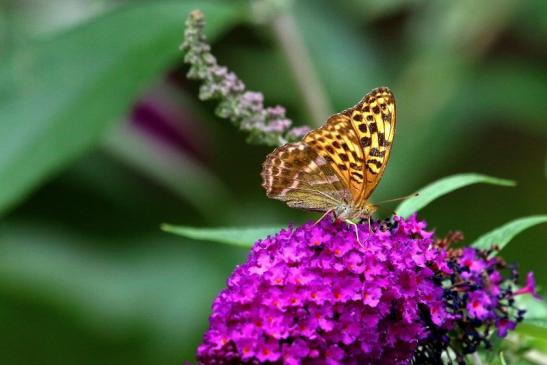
[[196, 215, 451, 365], [414, 243, 539, 364], [181, 10, 310, 147], [459, 248, 519, 330], [413, 237, 539, 364]]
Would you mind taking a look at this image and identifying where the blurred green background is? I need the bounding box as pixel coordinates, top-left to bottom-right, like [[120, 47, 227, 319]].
[[0, 0, 546, 364]]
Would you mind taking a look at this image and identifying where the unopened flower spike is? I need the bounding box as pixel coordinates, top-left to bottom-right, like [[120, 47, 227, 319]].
[[181, 10, 310, 146]]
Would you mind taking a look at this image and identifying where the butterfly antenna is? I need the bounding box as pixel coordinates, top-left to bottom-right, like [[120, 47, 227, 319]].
[[375, 193, 419, 205]]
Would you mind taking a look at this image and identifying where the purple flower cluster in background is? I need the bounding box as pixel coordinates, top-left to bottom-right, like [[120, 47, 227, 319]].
[[456, 247, 525, 336], [197, 215, 453, 365], [194, 215, 539, 365], [414, 244, 538, 363], [181, 10, 310, 147]]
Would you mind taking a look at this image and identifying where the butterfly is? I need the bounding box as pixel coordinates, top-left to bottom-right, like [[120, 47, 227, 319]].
[[261, 87, 396, 233]]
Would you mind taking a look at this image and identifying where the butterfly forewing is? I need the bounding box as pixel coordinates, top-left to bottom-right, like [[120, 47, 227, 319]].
[[344, 87, 396, 202], [303, 115, 365, 202], [261, 87, 396, 215]]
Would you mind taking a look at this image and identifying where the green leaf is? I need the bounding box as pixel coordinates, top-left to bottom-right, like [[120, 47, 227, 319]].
[[471, 215, 547, 252], [161, 224, 284, 247], [395, 173, 515, 218], [517, 295, 547, 320], [0, 1, 241, 215], [517, 319, 547, 339]]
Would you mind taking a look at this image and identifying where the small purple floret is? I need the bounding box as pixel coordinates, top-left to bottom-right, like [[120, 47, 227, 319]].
[[515, 272, 541, 300]]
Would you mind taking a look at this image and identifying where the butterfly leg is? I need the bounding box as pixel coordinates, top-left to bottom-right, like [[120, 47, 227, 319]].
[[314, 209, 334, 226], [345, 219, 363, 247], [366, 215, 376, 235]]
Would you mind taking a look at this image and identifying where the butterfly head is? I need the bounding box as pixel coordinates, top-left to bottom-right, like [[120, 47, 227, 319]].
[[360, 201, 378, 217]]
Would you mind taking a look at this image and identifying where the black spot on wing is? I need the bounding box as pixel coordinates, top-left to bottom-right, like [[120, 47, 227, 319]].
[[360, 137, 371, 147], [369, 148, 386, 157], [378, 133, 386, 147], [368, 159, 382, 167]]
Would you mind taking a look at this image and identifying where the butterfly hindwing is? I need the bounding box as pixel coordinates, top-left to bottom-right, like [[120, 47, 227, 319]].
[[261, 142, 350, 212]]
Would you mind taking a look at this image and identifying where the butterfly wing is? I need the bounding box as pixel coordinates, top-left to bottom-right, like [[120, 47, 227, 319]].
[[343, 87, 396, 203], [303, 114, 365, 203], [261, 87, 396, 212], [302, 87, 396, 206], [261, 142, 351, 212]]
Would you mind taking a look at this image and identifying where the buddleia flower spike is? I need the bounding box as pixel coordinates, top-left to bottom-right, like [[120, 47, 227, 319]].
[[181, 9, 310, 147]]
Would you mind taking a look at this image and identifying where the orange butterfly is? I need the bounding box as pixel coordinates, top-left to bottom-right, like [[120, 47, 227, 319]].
[[261, 87, 397, 237]]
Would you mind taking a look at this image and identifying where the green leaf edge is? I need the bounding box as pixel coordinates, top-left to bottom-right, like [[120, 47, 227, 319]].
[[471, 215, 547, 252], [395, 173, 515, 218], [161, 224, 284, 247]]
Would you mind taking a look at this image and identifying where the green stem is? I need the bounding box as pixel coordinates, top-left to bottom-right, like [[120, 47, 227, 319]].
[[271, 11, 332, 127]]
